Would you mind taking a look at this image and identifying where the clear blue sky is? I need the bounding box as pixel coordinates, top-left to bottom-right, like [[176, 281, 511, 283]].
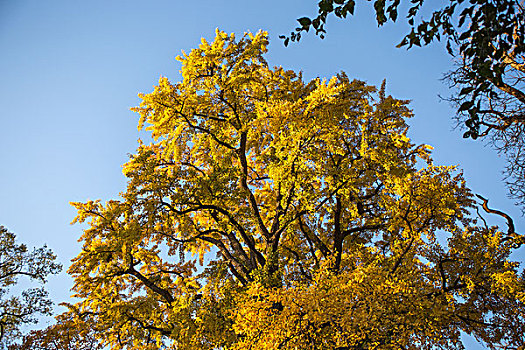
[[1, 0, 522, 347]]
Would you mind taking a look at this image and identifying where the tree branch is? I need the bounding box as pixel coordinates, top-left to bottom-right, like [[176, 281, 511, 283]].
[[475, 194, 516, 235]]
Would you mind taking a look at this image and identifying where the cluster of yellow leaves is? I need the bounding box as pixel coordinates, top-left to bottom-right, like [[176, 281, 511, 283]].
[[64, 29, 525, 349]]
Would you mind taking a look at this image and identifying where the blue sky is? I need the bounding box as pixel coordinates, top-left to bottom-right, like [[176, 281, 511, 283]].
[[1, 0, 522, 347]]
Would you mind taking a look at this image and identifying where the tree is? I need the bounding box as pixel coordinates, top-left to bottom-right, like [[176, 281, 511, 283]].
[[285, 0, 525, 212], [0, 226, 61, 346], [10, 310, 102, 350], [68, 30, 525, 349]]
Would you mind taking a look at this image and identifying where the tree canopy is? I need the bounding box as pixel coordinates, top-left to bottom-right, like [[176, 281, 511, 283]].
[[285, 0, 525, 212], [0, 226, 61, 346], [66, 30, 525, 349]]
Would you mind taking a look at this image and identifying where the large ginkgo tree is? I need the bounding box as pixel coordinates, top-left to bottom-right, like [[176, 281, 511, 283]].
[[66, 30, 524, 350]]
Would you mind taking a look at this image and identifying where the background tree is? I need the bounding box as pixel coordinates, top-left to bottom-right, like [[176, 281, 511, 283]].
[[9, 310, 102, 350], [285, 0, 525, 212], [68, 30, 525, 349], [0, 226, 61, 346]]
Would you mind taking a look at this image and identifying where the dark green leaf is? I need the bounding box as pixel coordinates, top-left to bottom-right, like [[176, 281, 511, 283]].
[[344, 0, 355, 15], [390, 9, 398, 22], [319, 0, 334, 12], [312, 18, 321, 29], [297, 17, 312, 27]]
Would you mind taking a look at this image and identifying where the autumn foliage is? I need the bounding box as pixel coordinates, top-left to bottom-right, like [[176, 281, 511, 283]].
[[63, 31, 524, 349]]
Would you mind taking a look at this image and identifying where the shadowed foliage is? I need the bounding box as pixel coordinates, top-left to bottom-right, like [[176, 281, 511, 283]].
[[0, 226, 61, 347]]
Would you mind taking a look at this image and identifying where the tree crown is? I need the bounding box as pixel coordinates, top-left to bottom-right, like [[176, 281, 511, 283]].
[[67, 30, 525, 350]]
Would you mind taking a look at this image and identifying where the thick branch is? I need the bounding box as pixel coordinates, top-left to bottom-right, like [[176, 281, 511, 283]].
[[237, 132, 271, 239], [299, 216, 331, 258], [207, 210, 255, 269], [162, 201, 262, 262], [390, 237, 414, 275], [333, 196, 343, 271], [491, 77, 525, 105], [269, 182, 284, 238], [125, 313, 172, 337], [127, 265, 174, 304], [199, 235, 251, 283], [476, 194, 516, 235], [342, 224, 383, 239]]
